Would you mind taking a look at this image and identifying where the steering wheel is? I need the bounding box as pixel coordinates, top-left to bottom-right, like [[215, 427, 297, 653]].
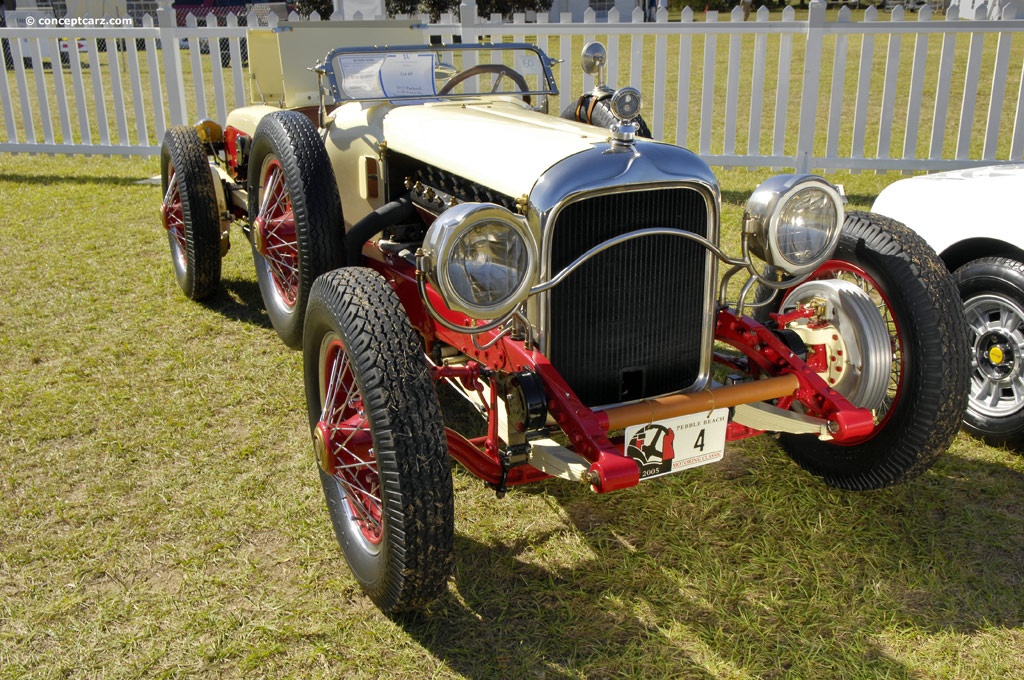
[[438, 64, 532, 105]]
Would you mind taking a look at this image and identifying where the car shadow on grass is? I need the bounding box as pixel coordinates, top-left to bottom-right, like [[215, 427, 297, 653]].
[[202, 276, 273, 331], [395, 435, 1024, 678]]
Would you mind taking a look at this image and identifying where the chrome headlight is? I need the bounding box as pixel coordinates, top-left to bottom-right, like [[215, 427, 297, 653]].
[[421, 203, 538, 319], [743, 175, 845, 277]]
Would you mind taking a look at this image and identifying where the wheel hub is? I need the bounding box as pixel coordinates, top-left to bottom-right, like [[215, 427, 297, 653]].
[[252, 215, 267, 256], [314, 420, 335, 475], [160, 201, 172, 231], [780, 279, 893, 411], [977, 332, 1016, 381], [964, 293, 1024, 418]]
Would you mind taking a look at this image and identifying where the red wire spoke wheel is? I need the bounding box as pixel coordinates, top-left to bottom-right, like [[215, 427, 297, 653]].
[[253, 158, 300, 307], [315, 336, 383, 547], [159, 126, 221, 300], [161, 164, 187, 259], [757, 211, 968, 490], [304, 267, 453, 613], [246, 111, 345, 348]]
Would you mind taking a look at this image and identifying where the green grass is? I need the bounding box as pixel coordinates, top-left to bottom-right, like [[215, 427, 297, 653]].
[[1, 154, 1022, 678]]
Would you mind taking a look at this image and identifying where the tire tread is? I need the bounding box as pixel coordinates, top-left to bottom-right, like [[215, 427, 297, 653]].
[[779, 211, 969, 489], [304, 268, 453, 613], [161, 126, 221, 300]]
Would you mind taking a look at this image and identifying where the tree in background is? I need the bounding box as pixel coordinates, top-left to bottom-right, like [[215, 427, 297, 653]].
[[388, 0, 549, 20], [295, 0, 335, 18]]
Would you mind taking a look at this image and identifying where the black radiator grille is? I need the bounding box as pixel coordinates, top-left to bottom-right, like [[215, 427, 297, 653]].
[[547, 188, 711, 407]]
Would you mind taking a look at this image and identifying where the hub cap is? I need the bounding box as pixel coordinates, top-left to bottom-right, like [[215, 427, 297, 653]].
[[964, 293, 1024, 418], [781, 279, 892, 411]]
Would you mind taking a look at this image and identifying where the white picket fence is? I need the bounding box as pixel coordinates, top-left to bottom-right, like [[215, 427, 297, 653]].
[[2, 0, 1024, 172]]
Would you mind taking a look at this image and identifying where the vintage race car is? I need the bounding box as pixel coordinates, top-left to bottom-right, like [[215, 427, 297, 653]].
[[872, 165, 1024, 448], [158, 24, 967, 614]]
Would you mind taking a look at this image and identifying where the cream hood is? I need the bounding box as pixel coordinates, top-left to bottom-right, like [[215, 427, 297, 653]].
[[381, 101, 611, 198]]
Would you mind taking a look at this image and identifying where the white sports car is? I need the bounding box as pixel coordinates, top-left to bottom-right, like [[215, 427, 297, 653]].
[[873, 164, 1024, 447]]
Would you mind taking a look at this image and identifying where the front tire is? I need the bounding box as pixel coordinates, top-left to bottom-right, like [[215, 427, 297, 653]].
[[160, 126, 221, 300], [248, 111, 344, 348], [762, 212, 969, 489], [953, 256, 1024, 448], [303, 268, 454, 613]]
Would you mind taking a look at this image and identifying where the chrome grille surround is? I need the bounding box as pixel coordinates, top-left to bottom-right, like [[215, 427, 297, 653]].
[[525, 142, 721, 409]]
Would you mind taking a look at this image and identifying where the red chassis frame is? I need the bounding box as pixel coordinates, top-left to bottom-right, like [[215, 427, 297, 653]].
[[353, 246, 877, 494]]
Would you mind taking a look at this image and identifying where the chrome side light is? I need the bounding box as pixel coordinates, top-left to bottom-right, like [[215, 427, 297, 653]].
[[743, 175, 845, 277], [420, 203, 538, 320]]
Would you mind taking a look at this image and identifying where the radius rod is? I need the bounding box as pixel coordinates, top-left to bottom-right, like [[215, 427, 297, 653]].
[[597, 374, 800, 432]]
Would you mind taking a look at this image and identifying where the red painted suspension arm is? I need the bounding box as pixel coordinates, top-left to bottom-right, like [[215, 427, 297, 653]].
[[714, 308, 876, 441], [368, 253, 639, 492]]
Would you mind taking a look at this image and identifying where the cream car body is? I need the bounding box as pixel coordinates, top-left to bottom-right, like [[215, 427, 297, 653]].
[[157, 34, 971, 615]]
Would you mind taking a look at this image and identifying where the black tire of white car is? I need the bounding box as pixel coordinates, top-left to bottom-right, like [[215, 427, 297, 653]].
[[160, 126, 221, 301], [303, 267, 454, 614], [247, 111, 345, 349], [757, 211, 969, 490], [560, 96, 653, 138], [953, 256, 1024, 448]]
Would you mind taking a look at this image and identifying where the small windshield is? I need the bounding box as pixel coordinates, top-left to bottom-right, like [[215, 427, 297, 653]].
[[320, 43, 557, 104]]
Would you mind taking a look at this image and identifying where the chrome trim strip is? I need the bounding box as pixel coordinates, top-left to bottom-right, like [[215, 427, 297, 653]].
[[531, 227, 745, 295]]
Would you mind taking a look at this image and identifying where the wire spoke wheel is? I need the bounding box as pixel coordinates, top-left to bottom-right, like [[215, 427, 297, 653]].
[[304, 267, 453, 613], [316, 335, 383, 548], [254, 158, 300, 307], [246, 111, 345, 348], [161, 164, 188, 265], [755, 211, 968, 489], [159, 126, 221, 301]]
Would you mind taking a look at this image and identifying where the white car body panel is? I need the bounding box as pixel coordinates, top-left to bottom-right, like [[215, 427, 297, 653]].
[[871, 164, 1024, 256]]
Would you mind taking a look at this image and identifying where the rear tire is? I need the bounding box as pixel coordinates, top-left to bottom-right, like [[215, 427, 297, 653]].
[[248, 111, 344, 348], [759, 212, 968, 489], [303, 267, 453, 613], [953, 256, 1024, 448], [160, 126, 221, 300]]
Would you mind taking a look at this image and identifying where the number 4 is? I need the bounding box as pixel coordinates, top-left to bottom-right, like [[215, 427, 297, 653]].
[[693, 428, 706, 452]]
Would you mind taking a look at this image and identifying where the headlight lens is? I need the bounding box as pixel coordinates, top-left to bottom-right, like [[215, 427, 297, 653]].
[[422, 203, 538, 319], [744, 175, 844, 277], [774, 186, 841, 267]]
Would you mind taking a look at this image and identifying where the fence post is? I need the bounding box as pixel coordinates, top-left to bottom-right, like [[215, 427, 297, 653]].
[[460, 1, 479, 45], [157, 0, 187, 127], [795, 0, 825, 173]]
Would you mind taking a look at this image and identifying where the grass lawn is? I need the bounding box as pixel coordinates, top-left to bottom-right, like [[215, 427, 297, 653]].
[[1, 154, 1022, 678]]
